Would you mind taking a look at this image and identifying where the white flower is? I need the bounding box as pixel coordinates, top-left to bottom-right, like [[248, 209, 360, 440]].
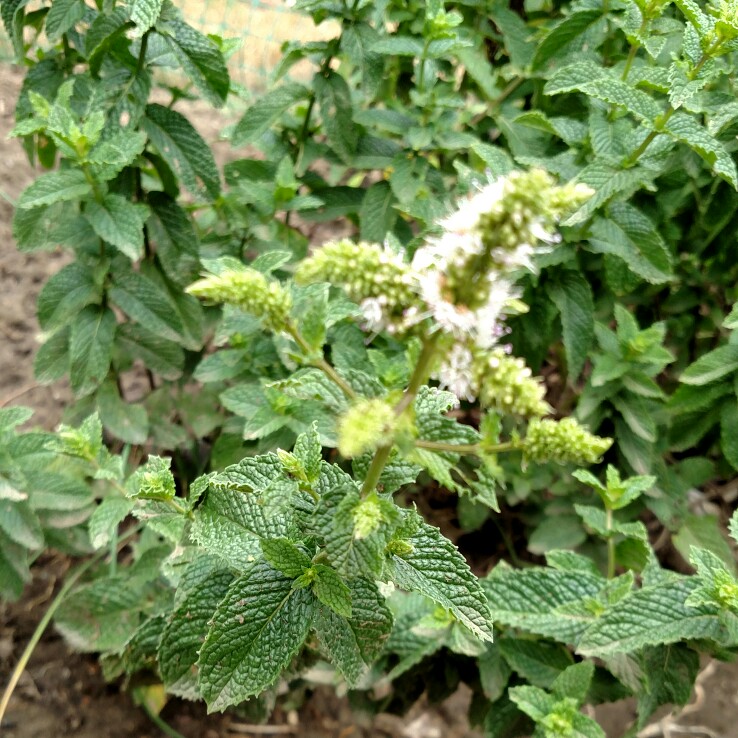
[[360, 298, 386, 333], [436, 344, 477, 403]]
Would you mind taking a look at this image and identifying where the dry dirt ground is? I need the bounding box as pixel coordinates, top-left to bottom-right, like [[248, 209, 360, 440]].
[[1, 63, 737, 738]]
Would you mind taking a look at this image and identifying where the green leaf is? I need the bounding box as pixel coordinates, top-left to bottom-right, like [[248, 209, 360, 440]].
[[665, 112, 738, 189], [232, 83, 310, 146], [115, 323, 184, 380], [489, 5, 536, 68], [87, 130, 147, 182], [312, 564, 352, 618], [636, 645, 700, 727], [267, 368, 347, 414], [577, 578, 729, 656], [162, 20, 229, 107], [108, 269, 188, 347], [551, 661, 595, 703], [545, 63, 660, 122], [159, 569, 233, 699], [37, 262, 100, 331], [17, 170, 91, 209], [548, 270, 594, 379], [197, 561, 314, 711], [680, 345, 738, 385], [387, 518, 493, 642], [484, 566, 603, 643], [85, 7, 130, 59], [147, 193, 200, 286], [97, 380, 149, 444], [130, 0, 162, 35], [0, 500, 43, 550], [192, 481, 291, 570], [142, 104, 220, 199], [69, 306, 116, 397], [359, 181, 396, 243], [85, 194, 150, 261], [313, 577, 392, 685], [314, 71, 357, 163], [45, 0, 85, 40], [722, 403, 738, 470], [340, 24, 382, 99], [588, 207, 672, 285], [260, 538, 310, 578], [498, 638, 574, 689], [673, 514, 735, 570], [532, 10, 603, 69], [88, 497, 135, 549]]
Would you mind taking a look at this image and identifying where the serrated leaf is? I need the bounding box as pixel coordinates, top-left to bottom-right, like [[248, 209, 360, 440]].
[[314, 71, 357, 163], [37, 262, 100, 331], [545, 63, 660, 122], [17, 170, 91, 209], [577, 578, 729, 656], [532, 10, 603, 69], [721, 403, 738, 471], [159, 570, 233, 699], [311, 564, 352, 618], [45, 0, 85, 40], [108, 269, 188, 346], [88, 497, 135, 549], [232, 83, 310, 146], [115, 323, 184, 380], [548, 270, 594, 379], [341, 23, 383, 99], [142, 104, 220, 199], [0, 500, 43, 549], [672, 513, 735, 570], [387, 518, 493, 642], [313, 577, 392, 685], [130, 0, 162, 35], [87, 129, 147, 182], [147, 193, 201, 285], [665, 112, 738, 189], [69, 306, 116, 397], [498, 638, 574, 689], [162, 20, 229, 106], [484, 566, 603, 643], [260, 538, 310, 578], [680, 345, 738, 385], [197, 561, 314, 711], [85, 194, 150, 261], [191, 484, 291, 570], [359, 181, 396, 243], [97, 380, 149, 444]]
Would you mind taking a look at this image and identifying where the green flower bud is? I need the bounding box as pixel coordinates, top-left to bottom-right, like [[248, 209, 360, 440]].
[[295, 239, 419, 334], [523, 418, 612, 466], [187, 268, 292, 333], [474, 350, 551, 418], [337, 398, 396, 458]]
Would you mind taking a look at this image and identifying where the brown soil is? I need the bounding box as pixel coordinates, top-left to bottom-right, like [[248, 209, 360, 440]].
[[1, 63, 737, 738]]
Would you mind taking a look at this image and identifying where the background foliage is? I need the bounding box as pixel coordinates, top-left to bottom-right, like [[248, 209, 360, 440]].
[[1, 0, 738, 736]]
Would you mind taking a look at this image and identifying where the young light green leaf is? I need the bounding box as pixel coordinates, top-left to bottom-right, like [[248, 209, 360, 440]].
[[197, 561, 314, 711], [260, 538, 311, 578], [88, 497, 135, 549], [311, 564, 352, 618], [130, 0, 162, 35], [17, 170, 91, 209]]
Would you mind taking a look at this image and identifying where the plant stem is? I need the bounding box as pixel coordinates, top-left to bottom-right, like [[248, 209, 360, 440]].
[[136, 31, 149, 75], [139, 701, 188, 738], [288, 326, 358, 400], [361, 336, 441, 496], [606, 507, 616, 578], [414, 439, 521, 455], [0, 526, 141, 726]]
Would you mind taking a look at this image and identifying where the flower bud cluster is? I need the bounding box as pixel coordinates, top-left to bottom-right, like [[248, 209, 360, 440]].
[[523, 418, 612, 466], [412, 170, 592, 348], [337, 398, 396, 458], [435, 344, 549, 417], [474, 350, 551, 418], [295, 240, 418, 334], [187, 268, 292, 333]]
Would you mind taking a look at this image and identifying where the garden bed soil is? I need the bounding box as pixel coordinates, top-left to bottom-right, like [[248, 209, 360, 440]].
[[1, 64, 738, 738]]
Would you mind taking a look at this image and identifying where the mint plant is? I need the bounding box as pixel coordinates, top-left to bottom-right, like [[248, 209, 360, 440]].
[[2, 0, 738, 736]]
